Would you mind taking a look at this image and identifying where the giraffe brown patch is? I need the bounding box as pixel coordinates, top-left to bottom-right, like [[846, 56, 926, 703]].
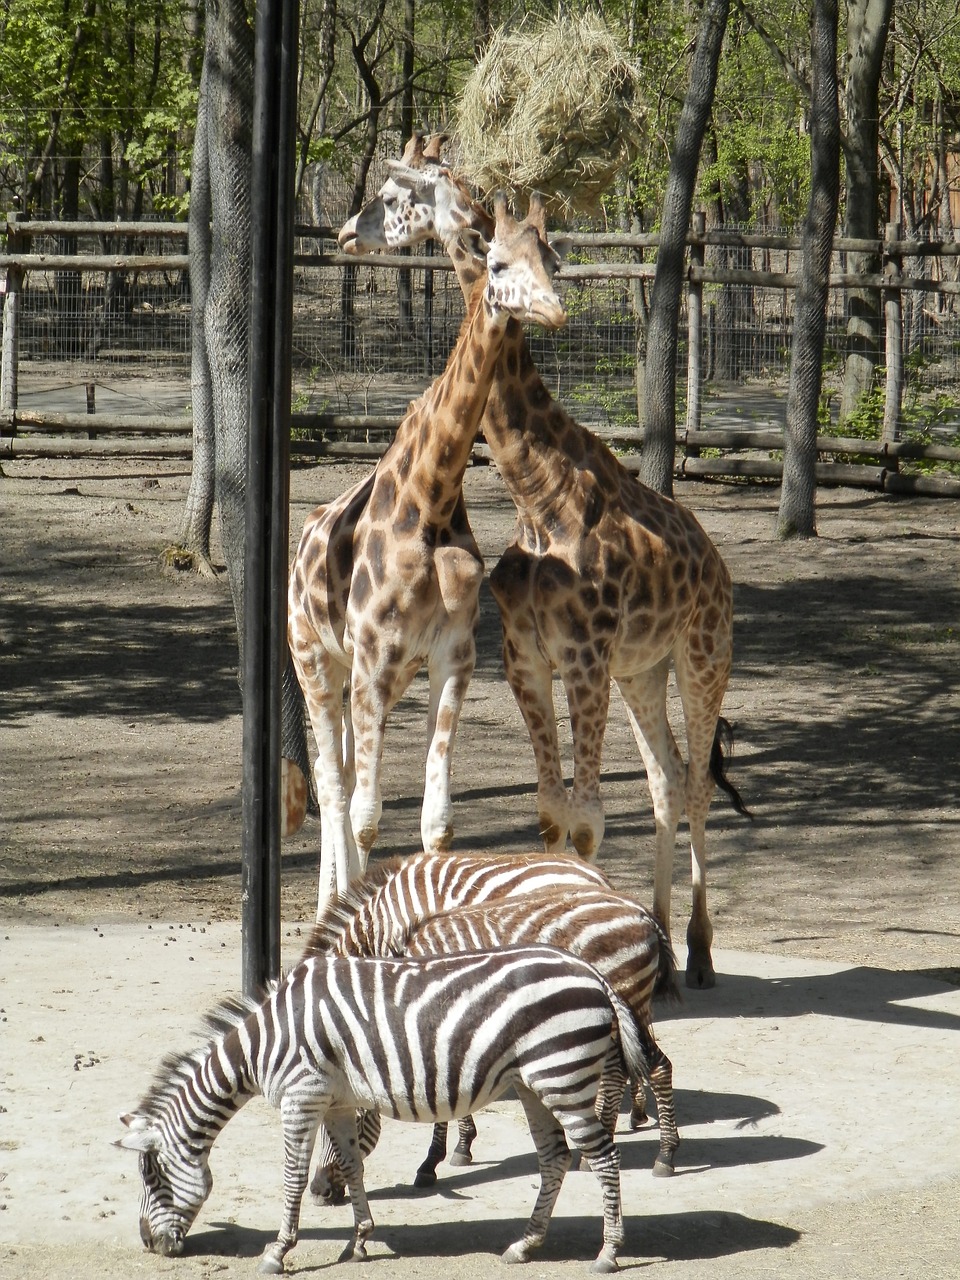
[[366, 529, 386, 587], [369, 472, 397, 519], [334, 537, 353, 581], [351, 564, 372, 609], [396, 499, 420, 534]]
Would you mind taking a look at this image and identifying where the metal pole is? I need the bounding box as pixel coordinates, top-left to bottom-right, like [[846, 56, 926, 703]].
[[241, 0, 299, 997]]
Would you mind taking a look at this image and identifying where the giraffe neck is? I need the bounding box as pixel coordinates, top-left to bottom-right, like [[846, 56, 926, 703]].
[[388, 277, 507, 515], [479, 319, 619, 532], [437, 200, 494, 303]]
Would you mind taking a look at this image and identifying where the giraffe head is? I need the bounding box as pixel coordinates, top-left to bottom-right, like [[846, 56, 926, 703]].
[[338, 131, 493, 257], [483, 192, 568, 331]]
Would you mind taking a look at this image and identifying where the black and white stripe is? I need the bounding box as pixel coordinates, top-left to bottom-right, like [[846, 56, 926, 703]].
[[307, 849, 617, 957], [117, 947, 645, 1273], [308, 866, 680, 1194], [397, 889, 681, 1184]]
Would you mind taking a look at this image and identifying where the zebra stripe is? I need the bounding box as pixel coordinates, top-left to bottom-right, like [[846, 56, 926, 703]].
[[397, 889, 680, 1183], [117, 947, 642, 1273], [306, 849, 616, 958], [306, 857, 679, 1196]]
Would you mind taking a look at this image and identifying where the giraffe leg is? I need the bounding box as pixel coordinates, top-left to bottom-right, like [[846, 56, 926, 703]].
[[348, 666, 400, 866], [287, 641, 358, 922], [501, 628, 569, 849], [562, 666, 611, 860], [421, 653, 475, 853], [617, 663, 685, 938], [674, 629, 734, 989]]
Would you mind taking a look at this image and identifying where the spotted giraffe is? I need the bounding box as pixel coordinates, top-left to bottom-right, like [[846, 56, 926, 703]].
[[338, 135, 750, 985], [289, 193, 567, 919]]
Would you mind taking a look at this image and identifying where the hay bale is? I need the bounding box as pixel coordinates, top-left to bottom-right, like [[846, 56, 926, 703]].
[[456, 14, 644, 215]]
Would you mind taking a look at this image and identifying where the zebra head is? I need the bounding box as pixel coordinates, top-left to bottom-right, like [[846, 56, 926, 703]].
[[116, 1112, 213, 1256]]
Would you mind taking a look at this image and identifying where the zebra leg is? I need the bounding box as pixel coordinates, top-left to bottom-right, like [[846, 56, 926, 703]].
[[310, 1109, 381, 1205], [324, 1111, 376, 1262], [574, 1061, 626, 1173], [554, 1105, 623, 1275], [450, 1115, 478, 1166], [258, 1099, 323, 1275], [644, 1039, 680, 1177], [414, 1122, 449, 1187], [502, 1085, 572, 1265], [628, 1079, 650, 1130]]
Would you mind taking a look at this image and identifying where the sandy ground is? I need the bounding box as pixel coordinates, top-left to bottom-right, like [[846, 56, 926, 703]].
[[2, 453, 960, 1278]]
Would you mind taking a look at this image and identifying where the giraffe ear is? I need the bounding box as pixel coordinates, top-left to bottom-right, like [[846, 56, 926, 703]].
[[462, 226, 492, 258], [386, 160, 439, 196], [548, 233, 574, 263]]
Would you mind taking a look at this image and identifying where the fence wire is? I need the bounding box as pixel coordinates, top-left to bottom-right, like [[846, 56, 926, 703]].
[[5, 210, 960, 441]]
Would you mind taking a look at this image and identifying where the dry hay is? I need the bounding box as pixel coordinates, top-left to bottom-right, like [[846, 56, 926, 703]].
[[456, 14, 644, 215]]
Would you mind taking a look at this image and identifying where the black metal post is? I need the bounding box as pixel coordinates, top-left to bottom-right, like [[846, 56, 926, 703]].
[[241, 0, 300, 998]]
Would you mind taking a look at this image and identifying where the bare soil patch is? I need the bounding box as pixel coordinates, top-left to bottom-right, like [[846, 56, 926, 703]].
[[1, 454, 959, 1279]]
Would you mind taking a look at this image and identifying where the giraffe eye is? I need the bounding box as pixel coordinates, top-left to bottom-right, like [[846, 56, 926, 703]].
[[488, 258, 505, 276]]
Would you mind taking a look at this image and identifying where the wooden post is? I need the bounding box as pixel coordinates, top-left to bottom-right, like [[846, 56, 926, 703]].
[[1, 213, 23, 414], [882, 221, 903, 448], [685, 211, 706, 448]]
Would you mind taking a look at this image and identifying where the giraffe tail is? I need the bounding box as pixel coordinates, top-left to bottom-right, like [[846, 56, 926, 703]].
[[710, 717, 753, 819]]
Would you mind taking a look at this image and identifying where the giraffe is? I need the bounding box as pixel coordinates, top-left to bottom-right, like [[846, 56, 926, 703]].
[[338, 135, 750, 987], [290, 192, 568, 921]]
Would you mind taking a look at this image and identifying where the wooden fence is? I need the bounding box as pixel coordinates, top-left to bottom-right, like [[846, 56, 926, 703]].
[[2, 214, 960, 497]]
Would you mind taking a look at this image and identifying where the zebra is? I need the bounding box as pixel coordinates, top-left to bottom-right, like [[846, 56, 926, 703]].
[[396, 890, 681, 1184], [307, 876, 681, 1199], [116, 946, 648, 1274]]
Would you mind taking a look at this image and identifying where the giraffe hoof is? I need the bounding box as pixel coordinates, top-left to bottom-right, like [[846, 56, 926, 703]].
[[685, 962, 716, 989]]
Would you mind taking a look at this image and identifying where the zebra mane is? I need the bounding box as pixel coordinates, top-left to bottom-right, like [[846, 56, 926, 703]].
[[303, 858, 405, 955], [134, 991, 265, 1117]]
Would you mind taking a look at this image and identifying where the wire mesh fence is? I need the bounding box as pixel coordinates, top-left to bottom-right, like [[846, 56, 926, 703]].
[[4, 188, 960, 448]]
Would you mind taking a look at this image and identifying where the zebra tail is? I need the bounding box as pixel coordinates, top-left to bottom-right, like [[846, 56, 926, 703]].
[[607, 989, 649, 1084], [710, 717, 753, 820], [651, 918, 682, 1006]]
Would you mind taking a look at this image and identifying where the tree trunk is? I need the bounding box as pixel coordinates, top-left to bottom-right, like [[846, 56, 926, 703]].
[[838, 0, 893, 423], [640, 0, 730, 497], [171, 53, 217, 575], [172, 0, 312, 814], [777, 0, 841, 540]]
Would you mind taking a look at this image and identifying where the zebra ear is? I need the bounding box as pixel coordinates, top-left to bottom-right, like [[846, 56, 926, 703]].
[[116, 1113, 162, 1153]]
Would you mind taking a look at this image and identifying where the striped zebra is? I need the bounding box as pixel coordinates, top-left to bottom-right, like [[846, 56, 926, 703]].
[[396, 890, 680, 1185], [116, 947, 647, 1274], [304, 856, 680, 1198]]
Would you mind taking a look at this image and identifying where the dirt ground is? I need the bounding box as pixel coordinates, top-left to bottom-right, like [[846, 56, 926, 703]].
[[2, 453, 959, 1278]]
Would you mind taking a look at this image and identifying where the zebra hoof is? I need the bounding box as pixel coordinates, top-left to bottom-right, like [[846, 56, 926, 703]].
[[652, 1154, 676, 1178], [501, 1241, 533, 1264], [338, 1240, 368, 1264], [628, 1108, 649, 1131], [449, 1151, 472, 1167], [413, 1168, 437, 1188], [257, 1250, 285, 1275], [590, 1252, 619, 1274]]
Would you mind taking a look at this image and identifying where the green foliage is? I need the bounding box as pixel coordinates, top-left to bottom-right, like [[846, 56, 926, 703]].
[[0, 0, 201, 217]]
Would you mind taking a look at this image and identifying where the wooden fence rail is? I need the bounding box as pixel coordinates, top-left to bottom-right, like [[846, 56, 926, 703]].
[[3, 215, 960, 497]]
